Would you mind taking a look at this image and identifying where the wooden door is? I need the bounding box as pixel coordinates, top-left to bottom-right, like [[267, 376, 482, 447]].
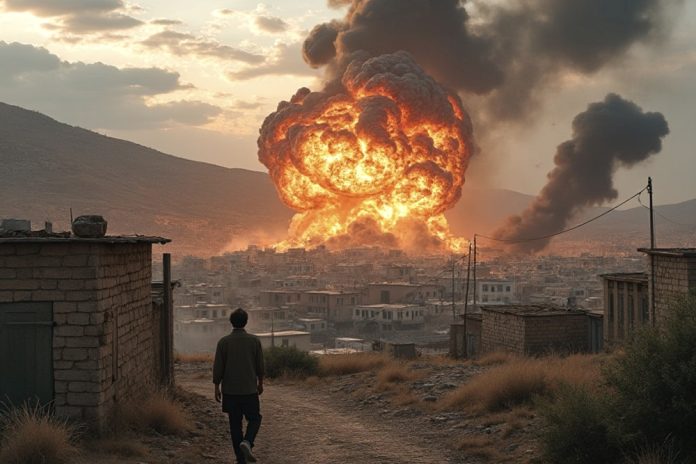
[[0, 302, 54, 406]]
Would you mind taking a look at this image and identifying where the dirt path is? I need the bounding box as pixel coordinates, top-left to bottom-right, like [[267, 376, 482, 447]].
[[178, 372, 458, 464]]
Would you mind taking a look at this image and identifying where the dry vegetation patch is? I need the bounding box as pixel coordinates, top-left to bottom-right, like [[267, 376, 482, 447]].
[[440, 354, 602, 413], [118, 392, 190, 436], [319, 352, 388, 376], [376, 363, 420, 389], [174, 352, 213, 363], [456, 435, 504, 461], [0, 403, 78, 464]]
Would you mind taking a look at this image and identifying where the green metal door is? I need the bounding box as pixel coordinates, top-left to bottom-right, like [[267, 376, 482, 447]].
[[0, 302, 54, 406]]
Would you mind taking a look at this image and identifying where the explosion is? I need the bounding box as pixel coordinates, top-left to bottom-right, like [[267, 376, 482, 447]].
[[258, 52, 474, 252]]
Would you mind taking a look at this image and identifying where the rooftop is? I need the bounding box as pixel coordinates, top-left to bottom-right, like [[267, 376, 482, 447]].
[[481, 304, 587, 317], [638, 248, 696, 257], [599, 272, 648, 283], [0, 234, 170, 244], [254, 330, 310, 337]]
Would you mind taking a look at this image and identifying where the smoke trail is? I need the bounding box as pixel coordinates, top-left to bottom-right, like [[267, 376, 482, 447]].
[[494, 94, 669, 253]]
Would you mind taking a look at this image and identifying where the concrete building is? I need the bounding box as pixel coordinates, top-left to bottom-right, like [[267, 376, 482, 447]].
[[354, 303, 425, 331], [302, 290, 361, 324], [256, 330, 312, 351], [0, 235, 172, 430], [477, 279, 516, 304], [478, 305, 600, 356], [366, 282, 441, 305], [600, 273, 649, 345]]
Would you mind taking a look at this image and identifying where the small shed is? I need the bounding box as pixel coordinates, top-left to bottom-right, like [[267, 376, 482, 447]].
[[0, 235, 172, 430], [480, 305, 593, 356]]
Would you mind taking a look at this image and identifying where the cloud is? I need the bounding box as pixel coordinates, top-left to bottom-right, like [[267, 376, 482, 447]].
[[254, 15, 288, 33], [0, 41, 221, 130], [141, 30, 264, 64], [229, 42, 319, 80], [150, 18, 182, 26], [1, 0, 142, 34]]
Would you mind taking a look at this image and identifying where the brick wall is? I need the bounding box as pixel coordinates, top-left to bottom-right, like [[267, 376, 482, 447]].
[[649, 254, 696, 327], [481, 310, 526, 355], [0, 241, 162, 430], [523, 314, 588, 355]]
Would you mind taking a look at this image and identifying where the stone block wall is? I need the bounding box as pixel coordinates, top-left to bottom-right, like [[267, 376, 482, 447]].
[[0, 241, 162, 429], [648, 253, 696, 327], [481, 310, 526, 355], [523, 314, 588, 355]]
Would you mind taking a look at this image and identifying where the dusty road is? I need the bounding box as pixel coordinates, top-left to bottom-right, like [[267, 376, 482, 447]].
[[178, 371, 458, 464]]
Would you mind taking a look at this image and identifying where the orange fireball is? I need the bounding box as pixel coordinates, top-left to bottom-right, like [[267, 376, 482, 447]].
[[258, 52, 473, 252]]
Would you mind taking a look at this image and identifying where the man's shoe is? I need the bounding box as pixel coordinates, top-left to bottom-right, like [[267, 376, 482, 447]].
[[240, 440, 257, 463]]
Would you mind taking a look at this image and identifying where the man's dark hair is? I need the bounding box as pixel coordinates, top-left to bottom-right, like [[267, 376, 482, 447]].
[[230, 308, 248, 328]]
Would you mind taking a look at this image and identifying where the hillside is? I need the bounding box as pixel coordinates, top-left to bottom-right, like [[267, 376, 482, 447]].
[[1, 102, 693, 256], [0, 102, 293, 256]]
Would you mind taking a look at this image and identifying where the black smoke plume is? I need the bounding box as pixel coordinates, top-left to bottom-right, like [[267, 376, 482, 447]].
[[303, 0, 676, 123], [494, 94, 669, 253]]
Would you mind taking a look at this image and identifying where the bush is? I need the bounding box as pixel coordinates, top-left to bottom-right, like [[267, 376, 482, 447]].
[[0, 402, 77, 464], [539, 385, 620, 464], [376, 363, 418, 389], [131, 393, 189, 435], [264, 346, 319, 379], [604, 296, 696, 457]]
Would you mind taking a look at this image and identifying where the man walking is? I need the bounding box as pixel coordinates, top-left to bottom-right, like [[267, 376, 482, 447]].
[[214, 308, 265, 463]]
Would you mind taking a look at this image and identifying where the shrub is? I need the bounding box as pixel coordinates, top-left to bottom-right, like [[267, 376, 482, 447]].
[[539, 385, 620, 464], [264, 346, 319, 379], [133, 393, 189, 435], [474, 351, 516, 366], [604, 296, 696, 457], [0, 403, 77, 464], [318, 352, 387, 376]]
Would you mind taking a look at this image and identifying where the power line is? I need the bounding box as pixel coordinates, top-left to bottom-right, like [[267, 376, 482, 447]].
[[638, 193, 696, 227], [475, 186, 648, 244]]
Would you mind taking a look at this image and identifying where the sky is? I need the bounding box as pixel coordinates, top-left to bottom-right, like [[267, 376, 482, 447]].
[[1, 0, 695, 205]]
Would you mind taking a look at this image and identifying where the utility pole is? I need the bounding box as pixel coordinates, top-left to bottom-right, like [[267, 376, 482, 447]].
[[648, 177, 657, 327], [473, 235, 477, 310], [451, 256, 456, 321], [648, 177, 656, 249], [463, 242, 472, 358]]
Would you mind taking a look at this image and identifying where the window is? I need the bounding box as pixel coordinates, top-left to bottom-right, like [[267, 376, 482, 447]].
[[497, 285, 503, 292], [355, 309, 360, 316], [506, 286, 511, 292], [491, 286, 496, 293], [212, 310, 218, 318], [482, 284, 488, 292], [380, 291, 390, 304]]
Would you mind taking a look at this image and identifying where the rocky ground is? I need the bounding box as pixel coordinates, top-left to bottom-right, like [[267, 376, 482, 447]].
[[78, 358, 544, 464]]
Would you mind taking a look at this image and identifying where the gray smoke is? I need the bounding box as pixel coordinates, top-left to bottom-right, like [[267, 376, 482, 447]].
[[303, 0, 676, 123], [494, 94, 669, 253]]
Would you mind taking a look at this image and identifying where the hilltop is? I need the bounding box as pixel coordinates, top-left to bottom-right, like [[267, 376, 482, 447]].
[[1, 102, 693, 256]]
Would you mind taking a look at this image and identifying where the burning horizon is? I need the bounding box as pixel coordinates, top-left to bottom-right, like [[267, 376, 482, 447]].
[[258, 52, 474, 253]]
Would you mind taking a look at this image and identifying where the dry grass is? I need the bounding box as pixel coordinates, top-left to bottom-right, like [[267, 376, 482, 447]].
[[628, 443, 681, 464], [318, 352, 388, 376], [0, 403, 77, 464], [391, 388, 419, 406], [89, 438, 148, 457], [126, 393, 189, 435], [174, 352, 213, 363], [441, 354, 602, 412], [456, 436, 503, 461], [441, 358, 547, 412], [376, 363, 419, 389], [474, 351, 517, 366]]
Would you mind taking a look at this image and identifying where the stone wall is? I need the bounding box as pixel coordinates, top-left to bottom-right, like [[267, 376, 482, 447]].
[[481, 310, 526, 355], [648, 253, 696, 327], [0, 241, 162, 429], [523, 314, 588, 355]]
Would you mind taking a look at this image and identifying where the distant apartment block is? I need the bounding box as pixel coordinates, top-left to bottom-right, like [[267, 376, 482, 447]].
[[477, 279, 516, 304], [354, 303, 425, 332], [366, 282, 441, 305]]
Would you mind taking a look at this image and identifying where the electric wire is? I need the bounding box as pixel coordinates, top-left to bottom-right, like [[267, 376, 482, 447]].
[[638, 193, 696, 227], [475, 186, 648, 244]]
